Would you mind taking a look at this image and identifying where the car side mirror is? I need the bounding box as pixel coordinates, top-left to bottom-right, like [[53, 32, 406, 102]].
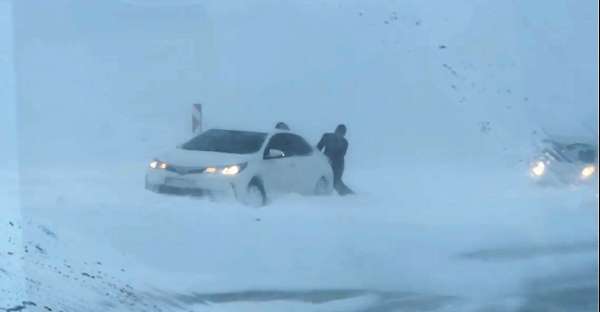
[[265, 149, 285, 159]]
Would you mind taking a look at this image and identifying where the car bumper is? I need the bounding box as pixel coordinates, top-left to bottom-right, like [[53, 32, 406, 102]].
[[531, 169, 597, 185], [145, 169, 243, 198]]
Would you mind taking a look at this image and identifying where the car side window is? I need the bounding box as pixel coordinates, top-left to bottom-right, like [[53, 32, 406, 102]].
[[264, 134, 293, 158], [286, 134, 313, 156], [264, 133, 313, 158]]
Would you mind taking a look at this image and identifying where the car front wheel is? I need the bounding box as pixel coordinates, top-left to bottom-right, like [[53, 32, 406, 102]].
[[314, 176, 331, 195], [245, 179, 267, 207]]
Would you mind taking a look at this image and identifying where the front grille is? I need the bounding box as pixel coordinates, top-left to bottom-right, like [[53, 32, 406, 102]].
[[165, 177, 195, 188], [157, 185, 208, 197], [166, 165, 205, 175]]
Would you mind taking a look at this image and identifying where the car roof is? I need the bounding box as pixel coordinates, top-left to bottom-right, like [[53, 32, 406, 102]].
[[541, 135, 597, 148], [202, 127, 304, 138], [542, 139, 597, 151]]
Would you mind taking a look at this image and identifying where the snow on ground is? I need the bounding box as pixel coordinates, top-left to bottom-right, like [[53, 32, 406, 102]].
[[1, 161, 597, 311], [0, 172, 25, 310]]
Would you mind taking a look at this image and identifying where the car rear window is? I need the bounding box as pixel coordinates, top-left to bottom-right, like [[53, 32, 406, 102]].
[[181, 129, 267, 154]]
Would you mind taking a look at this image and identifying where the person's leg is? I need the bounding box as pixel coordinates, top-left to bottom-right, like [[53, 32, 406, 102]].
[[339, 183, 354, 195], [332, 164, 344, 195], [336, 163, 354, 195]]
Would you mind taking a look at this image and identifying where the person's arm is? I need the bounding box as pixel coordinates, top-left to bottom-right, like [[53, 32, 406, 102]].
[[316, 134, 326, 152], [341, 139, 348, 157]]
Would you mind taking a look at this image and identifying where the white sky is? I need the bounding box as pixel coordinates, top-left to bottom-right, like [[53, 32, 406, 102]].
[[6, 0, 600, 166]]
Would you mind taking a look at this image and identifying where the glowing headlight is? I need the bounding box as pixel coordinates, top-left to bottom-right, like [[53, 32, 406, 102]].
[[149, 160, 168, 170], [531, 161, 545, 176], [204, 167, 217, 174], [204, 163, 247, 175], [221, 165, 241, 176], [581, 165, 596, 178]]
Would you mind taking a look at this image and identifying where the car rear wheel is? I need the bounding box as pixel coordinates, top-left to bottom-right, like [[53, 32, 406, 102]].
[[245, 179, 267, 207], [314, 177, 331, 195]]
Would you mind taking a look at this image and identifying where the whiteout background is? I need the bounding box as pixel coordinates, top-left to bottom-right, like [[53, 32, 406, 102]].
[[1, 0, 598, 311]]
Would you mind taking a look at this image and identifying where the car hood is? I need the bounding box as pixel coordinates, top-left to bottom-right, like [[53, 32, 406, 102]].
[[156, 148, 256, 167]]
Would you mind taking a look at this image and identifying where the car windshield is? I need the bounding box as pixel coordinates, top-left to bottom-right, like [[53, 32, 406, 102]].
[[566, 144, 597, 163], [181, 129, 267, 154]]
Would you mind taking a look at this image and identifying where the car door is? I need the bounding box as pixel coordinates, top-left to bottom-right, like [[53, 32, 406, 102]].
[[283, 133, 318, 193], [260, 134, 297, 193]]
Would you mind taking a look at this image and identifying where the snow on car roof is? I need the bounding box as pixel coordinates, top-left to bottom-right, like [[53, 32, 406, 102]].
[[200, 126, 300, 137]]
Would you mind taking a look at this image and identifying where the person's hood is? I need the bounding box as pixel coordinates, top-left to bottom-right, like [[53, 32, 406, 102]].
[[156, 148, 257, 167]]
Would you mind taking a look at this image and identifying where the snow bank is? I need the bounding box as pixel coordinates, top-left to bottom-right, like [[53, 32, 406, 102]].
[[4, 161, 596, 311]]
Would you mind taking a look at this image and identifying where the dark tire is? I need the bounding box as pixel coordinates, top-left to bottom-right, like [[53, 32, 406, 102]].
[[245, 178, 267, 207], [314, 176, 331, 195]]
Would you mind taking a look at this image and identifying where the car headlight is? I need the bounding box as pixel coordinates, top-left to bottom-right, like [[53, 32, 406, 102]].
[[204, 167, 217, 174], [531, 161, 545, 176], [222, 165, 241, 175], [204, 163, 247, 176], [581, 165, 596, 179], [149, 160, 168, 170]]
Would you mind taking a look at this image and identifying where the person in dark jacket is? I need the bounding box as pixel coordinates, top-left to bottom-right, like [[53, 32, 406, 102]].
[[317, 124, 353, 195]]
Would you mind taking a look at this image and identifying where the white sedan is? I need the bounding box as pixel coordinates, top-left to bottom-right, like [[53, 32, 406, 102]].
[[145, 128, 334, 206]]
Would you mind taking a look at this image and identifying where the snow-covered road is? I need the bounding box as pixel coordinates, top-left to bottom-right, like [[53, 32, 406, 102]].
[[2, 163, 597, 311]]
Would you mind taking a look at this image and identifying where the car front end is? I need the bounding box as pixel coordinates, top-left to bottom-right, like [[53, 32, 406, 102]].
[[145, 128, 268, 199], [529, 140, 598, 186], [529, 157, 598, 185], [145, 159, 253, 198]]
